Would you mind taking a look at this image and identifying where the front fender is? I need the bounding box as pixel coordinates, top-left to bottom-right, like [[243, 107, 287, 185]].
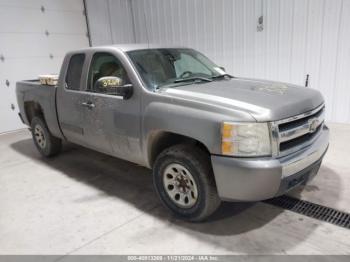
[[142, 101, 254, 163]]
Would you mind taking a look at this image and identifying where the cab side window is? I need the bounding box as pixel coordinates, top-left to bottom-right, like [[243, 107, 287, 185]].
[[88, 53, 130, 93], [66, 54, 85, 90]]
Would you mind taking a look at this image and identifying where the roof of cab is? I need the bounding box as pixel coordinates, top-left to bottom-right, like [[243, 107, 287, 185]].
[[112, 43, 187, 52], [68, 44, 188, 54], [67, 43, 188, 56]]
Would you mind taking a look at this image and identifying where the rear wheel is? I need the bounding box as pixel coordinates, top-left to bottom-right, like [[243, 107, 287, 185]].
[[153, 144, 221, 222], [31, 117, 62, 157]]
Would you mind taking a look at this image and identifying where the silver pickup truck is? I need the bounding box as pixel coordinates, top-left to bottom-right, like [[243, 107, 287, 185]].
[[16, 44, 329, 221]]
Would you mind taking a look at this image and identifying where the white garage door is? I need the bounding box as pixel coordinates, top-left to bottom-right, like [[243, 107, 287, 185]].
[[0, 0, 89, 133]]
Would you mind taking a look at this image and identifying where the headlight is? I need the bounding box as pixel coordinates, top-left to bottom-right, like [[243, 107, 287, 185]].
[[221, 122, 271, 156]]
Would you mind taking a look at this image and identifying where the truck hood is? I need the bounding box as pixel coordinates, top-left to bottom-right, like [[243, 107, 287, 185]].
[[161, 78, 324, 122]]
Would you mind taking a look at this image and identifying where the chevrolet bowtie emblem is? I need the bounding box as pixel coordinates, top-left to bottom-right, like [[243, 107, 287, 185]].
[[308, 118, 319, 133]]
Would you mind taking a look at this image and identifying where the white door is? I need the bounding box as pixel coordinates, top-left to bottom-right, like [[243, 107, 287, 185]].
[[0, 0, 89, 133]]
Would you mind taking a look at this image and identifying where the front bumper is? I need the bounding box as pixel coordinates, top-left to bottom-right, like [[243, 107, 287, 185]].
[[211, 125, 329, 201]]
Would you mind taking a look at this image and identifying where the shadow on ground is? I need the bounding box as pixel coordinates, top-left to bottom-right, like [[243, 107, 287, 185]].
[[10, 138, 342, 253]]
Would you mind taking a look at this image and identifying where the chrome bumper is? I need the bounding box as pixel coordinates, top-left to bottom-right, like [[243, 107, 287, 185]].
[[211, 125, 329, 202]]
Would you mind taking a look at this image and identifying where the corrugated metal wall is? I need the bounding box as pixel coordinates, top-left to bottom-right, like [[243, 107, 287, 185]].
[[0, 0, 89, 133], [131, 0, 350, 123], [85, 0, 350, 124], [85, 0, 135, 45]]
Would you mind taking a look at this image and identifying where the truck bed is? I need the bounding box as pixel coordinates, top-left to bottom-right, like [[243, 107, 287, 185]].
[[16, 79, 56, 93], [16, 80, 63, 139]]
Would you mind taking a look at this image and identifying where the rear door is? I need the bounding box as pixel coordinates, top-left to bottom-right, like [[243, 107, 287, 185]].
[[56, 53, 88, 145]]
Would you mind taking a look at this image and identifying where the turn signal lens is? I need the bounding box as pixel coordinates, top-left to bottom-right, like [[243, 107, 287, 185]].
[[222, 123, 233, 139], [221, 141, 233, 154]]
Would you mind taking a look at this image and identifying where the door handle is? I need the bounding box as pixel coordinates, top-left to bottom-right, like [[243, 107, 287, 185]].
[[81, 101, 95, 109]]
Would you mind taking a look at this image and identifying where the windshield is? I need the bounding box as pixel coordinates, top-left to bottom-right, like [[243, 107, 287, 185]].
[[127, 48, 226, 90]]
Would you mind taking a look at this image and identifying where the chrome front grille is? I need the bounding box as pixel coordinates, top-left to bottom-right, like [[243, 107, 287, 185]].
[[272, 104, 325, 157]]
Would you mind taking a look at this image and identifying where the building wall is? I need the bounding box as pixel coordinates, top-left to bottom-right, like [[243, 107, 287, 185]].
[[68, 0, 350, 124], [0, 0, 89, 133], [85, 0, 135, 46]]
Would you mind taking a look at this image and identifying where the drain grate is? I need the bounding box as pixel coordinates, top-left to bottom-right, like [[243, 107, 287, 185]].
[[264, 195, 350, 229]]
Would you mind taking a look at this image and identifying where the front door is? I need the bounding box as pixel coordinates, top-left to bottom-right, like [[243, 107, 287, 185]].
[[80, 52, 142, 162]]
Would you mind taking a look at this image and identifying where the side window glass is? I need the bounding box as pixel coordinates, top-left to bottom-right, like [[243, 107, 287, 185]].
[[65, 54, 85, 90], [88, 53, 130, 94]]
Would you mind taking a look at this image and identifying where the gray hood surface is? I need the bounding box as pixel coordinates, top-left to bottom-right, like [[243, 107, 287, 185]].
[[161, 78, 324, 122]]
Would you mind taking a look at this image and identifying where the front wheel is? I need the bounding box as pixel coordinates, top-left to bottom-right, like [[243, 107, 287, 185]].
[[153, 144, 221, 222], [31, 117, 62, 157]]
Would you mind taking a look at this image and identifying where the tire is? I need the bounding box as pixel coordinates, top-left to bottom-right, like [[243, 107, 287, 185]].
[[31, 116, 62, 157], [153, 144, 221, 222]]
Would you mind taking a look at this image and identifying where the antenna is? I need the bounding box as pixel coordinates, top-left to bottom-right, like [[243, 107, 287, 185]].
[[143, 10, 150, 48]]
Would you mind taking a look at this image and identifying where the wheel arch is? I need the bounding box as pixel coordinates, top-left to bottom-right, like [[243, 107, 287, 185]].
[[24, 101, 45, 125], [147, 130, 211, 168]]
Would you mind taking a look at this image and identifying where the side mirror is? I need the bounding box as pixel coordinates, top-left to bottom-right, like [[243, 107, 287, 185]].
[[95, 76, 133, 99], [219, 66, 226, 72]]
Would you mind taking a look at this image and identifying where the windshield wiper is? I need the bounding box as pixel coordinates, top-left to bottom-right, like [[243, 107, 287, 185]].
[[174, 77, 212, 83], [211, 74, 234, 80], [155, 76, 213, 90]]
